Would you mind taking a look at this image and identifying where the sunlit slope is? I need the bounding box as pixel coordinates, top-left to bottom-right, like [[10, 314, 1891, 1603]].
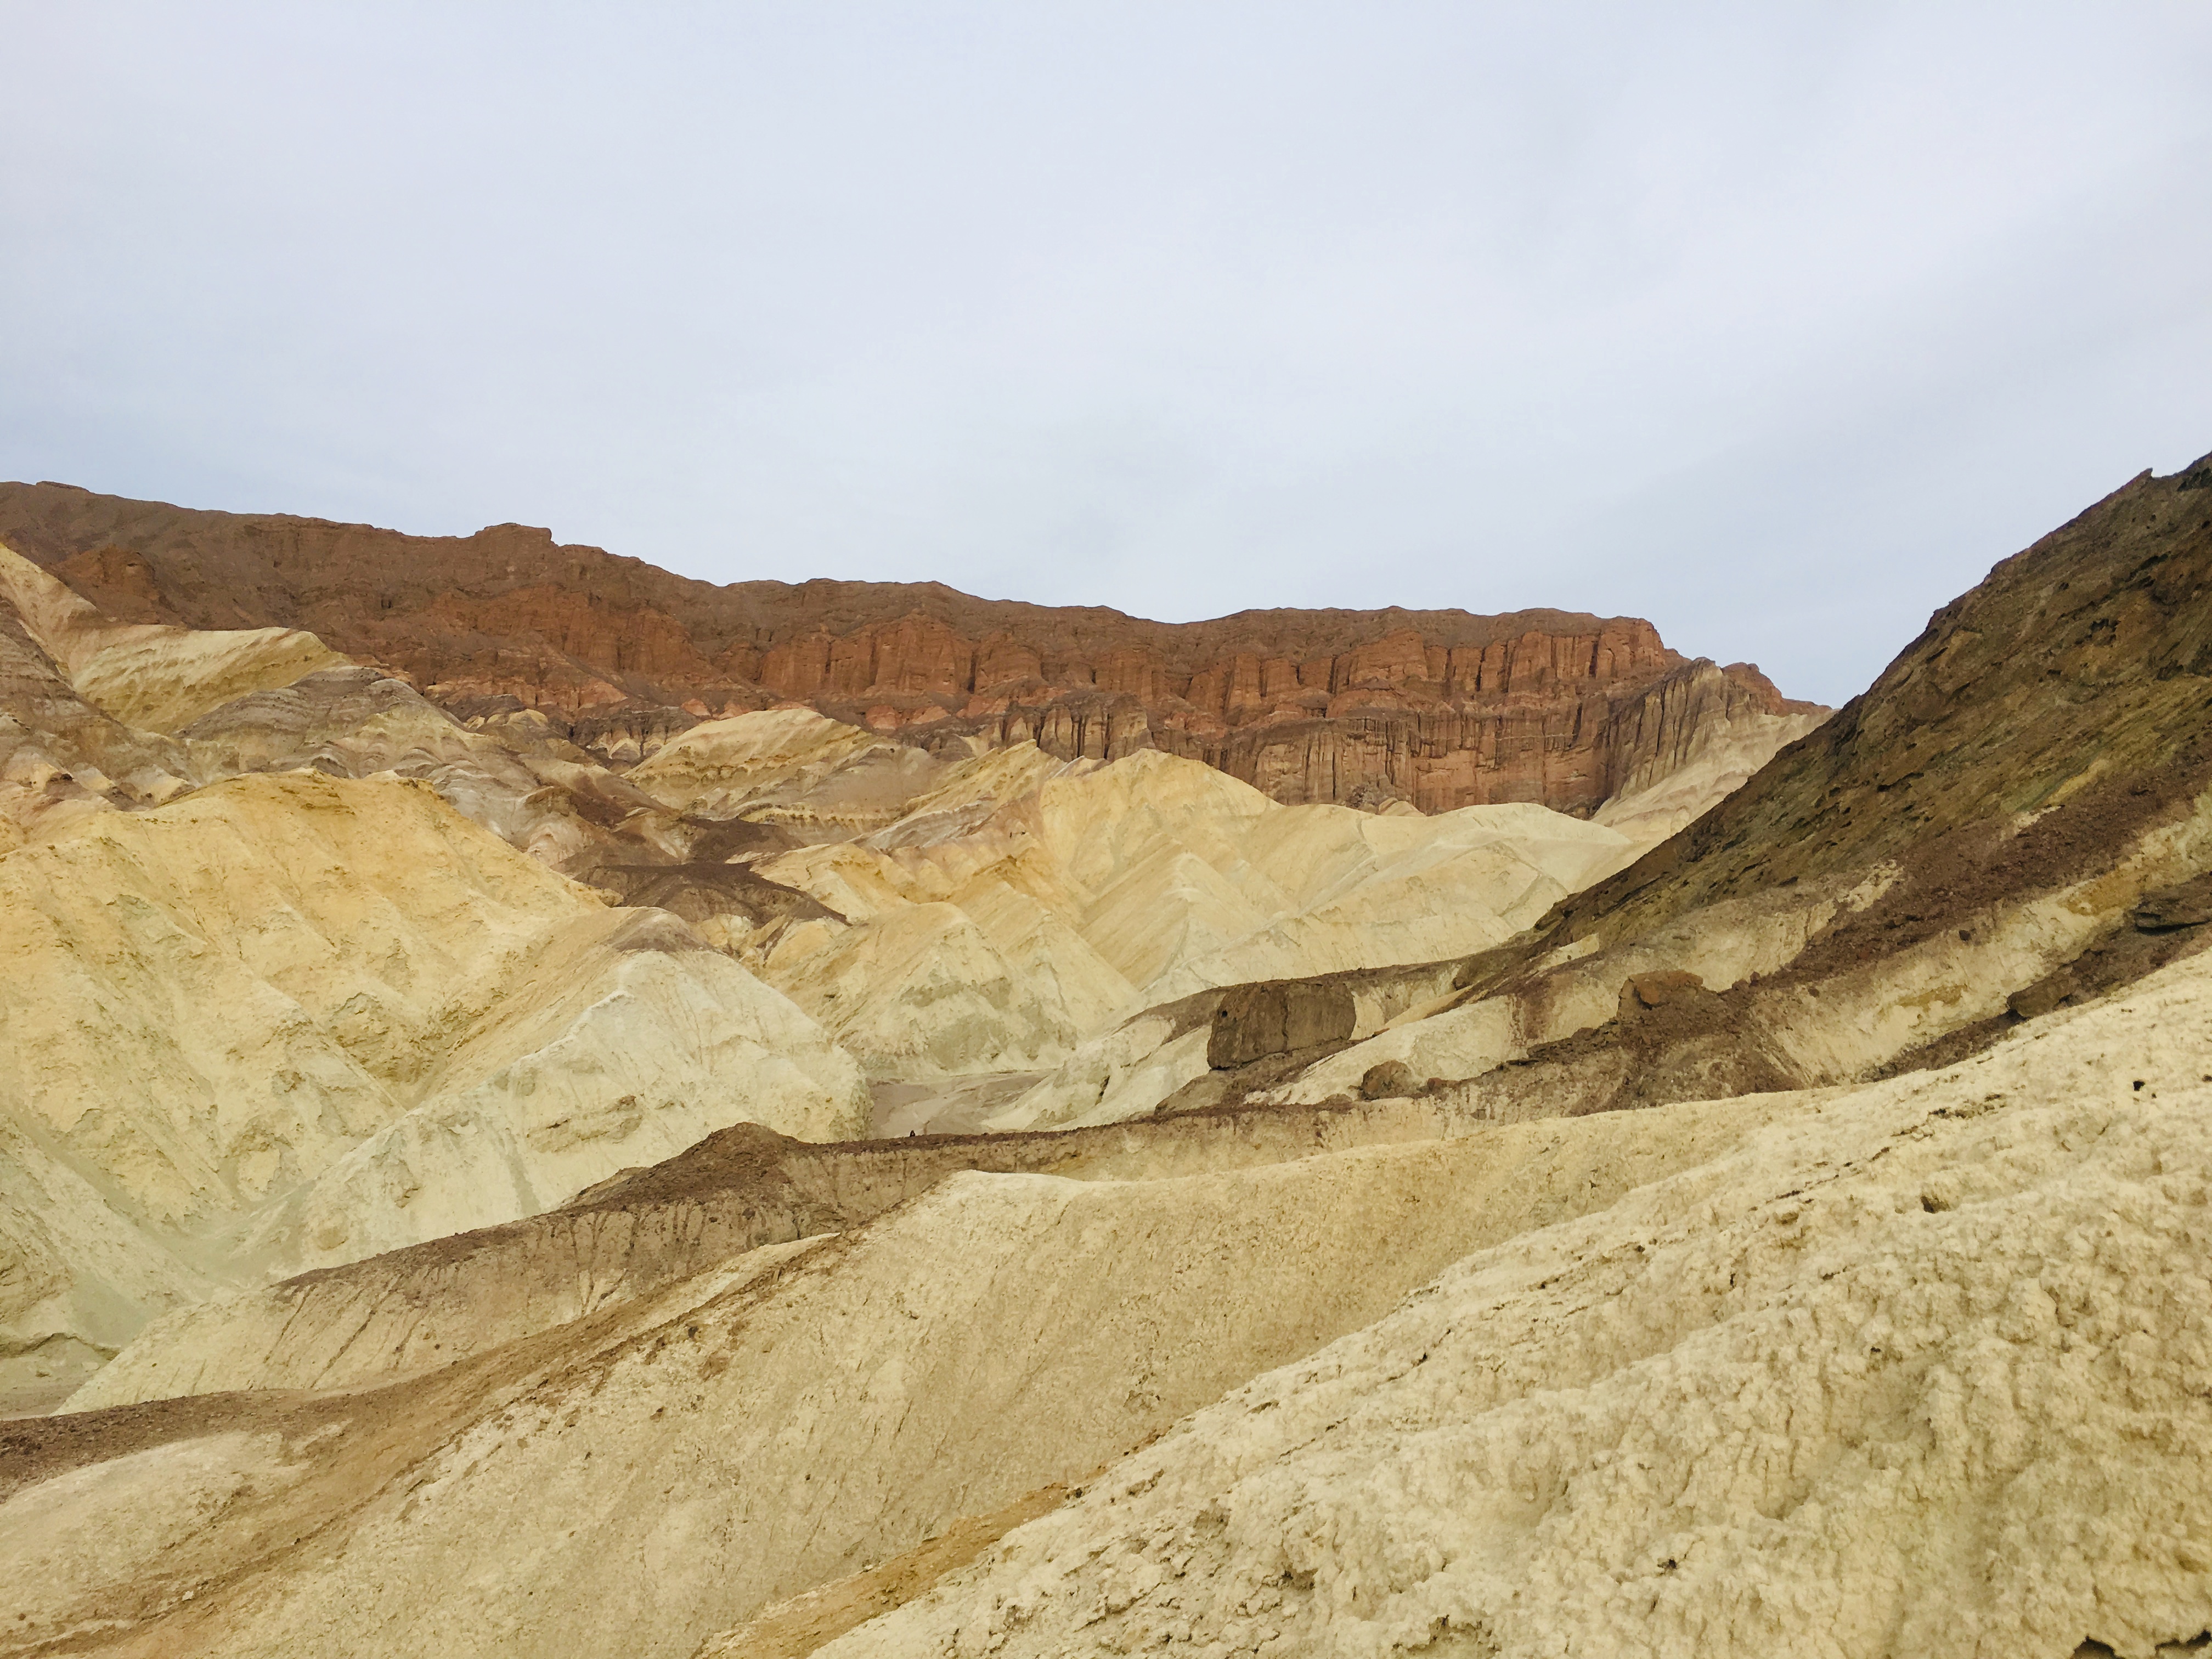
[[0, 772, 866, 1407], [0, 541, 345, 733], [811, 951, 2212, 1659], [737, 746, 1632, 1076]]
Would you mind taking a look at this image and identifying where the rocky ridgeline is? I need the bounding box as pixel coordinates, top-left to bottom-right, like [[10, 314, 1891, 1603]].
[[0, 482, 1820, 812]]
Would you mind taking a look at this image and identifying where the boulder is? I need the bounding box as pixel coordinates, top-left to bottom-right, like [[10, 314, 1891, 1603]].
[[1209, 978, 1358, 1068], [1358, 1060, 1419, 1099]]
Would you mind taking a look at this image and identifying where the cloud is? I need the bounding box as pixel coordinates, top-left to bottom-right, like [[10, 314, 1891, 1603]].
[[3, 1, 2209, 703]]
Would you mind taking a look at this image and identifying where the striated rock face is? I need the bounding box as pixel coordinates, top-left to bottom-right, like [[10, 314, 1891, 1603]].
[[0, 482, 1824, 814], [1224, 449, 2212, 1123], [812, 964, 2212, 1659], [0, 771, 870, 1409]]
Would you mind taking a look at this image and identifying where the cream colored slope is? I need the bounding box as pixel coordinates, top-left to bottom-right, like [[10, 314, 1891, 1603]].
[[0, 542, 347, 732], [2, 1095, 1781, 1658], [1144, 800, 1632, 1001], [0, 772, 868, 1396], [867, 740, 1088, 845], [984, 1005, 1218, 1132], [0, 1120, 215, 1414], [821, 956, 2212, 1659], [955, 877, 1137, 1037], [228, 905, 869, 1274], [754, 874, 1142, 1081], [0, 563, 196, 852], [749, 748, 1628, 1077], [1595, 703, 1827, 847], [626, 706, 951, 832], [743, 751, 1272, 1076], [743, 902, 1091, 1080], [179, 665, 680, 872], [1074, 840, 1279, 989]]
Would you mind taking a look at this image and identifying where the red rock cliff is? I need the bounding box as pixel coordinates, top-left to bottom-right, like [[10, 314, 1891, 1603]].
[[0, 481, 1824, 814]]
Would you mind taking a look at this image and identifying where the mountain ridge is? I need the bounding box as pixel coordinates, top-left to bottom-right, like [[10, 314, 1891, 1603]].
[[0, 480, 1823, 817]]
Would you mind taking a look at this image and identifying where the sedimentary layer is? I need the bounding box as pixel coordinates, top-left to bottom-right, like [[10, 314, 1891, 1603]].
[[0, 481, 1822, 814], [1159, 452, 2212, 1127], [0, 771, 866, 1410]]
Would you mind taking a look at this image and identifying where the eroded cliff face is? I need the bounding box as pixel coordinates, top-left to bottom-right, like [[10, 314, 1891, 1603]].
[[0, 482, 1823, 814], [1191, 450, 2212, 1124]]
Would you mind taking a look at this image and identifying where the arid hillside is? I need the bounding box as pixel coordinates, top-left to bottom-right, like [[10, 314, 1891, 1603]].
[[1086, 449, 2212, 1126], [0, 481, 1822, 815], [3, 456, 2209, 1659], [2, 489, 1787, 1412]]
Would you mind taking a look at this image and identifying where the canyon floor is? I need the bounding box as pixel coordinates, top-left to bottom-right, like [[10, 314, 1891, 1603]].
[[2, 457, 2210, 1657]]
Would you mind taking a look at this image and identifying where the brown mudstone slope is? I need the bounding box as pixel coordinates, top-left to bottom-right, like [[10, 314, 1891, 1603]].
[[0, 480, 1818, 812], [1202, 449, 2212, 1119]]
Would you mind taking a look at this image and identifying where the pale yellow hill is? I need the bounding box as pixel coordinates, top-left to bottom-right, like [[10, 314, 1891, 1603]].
[[179, 664, 687, 874], [0, 542, 347, 733], [1593, 697, 1827, 845], [9, 949, 2211, 1657], [626, 706, 957, 835], [0, 542, 685, 880], [811, 953, 2212, 1659], [746, 747, 1631, 1077], [1, 551, 197, 850], [0, 771, 867, 1409]]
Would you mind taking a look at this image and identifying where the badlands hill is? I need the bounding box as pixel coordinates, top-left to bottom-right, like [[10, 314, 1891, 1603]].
[[1058, 451, 2212, 1127], [0, 491, 1800, 1412], [13, 947, 2212, 1657], [0, 770, 867, 1408], [668, 726, 1640, 1079], [2, 454, 2209, 1658], [0, 480, 1822, 816]]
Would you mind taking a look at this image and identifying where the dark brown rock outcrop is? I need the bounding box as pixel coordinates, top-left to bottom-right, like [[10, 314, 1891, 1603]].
[[1535, 453, 2212, 954], [0, 482, 1821, 814], [1207, 977, 1359, 1068], [1207, 447, 2212, 1120]]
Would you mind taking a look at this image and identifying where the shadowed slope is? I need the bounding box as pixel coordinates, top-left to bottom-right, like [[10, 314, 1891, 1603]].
[[1200, 453, 2212, 1121]]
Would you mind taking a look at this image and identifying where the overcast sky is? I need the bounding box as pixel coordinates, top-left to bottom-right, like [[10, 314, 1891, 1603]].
[[4, 3, 2210, 704]]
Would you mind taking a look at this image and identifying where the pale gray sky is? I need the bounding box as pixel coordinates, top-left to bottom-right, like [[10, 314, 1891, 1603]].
[[4, 3, 2210, 704]]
